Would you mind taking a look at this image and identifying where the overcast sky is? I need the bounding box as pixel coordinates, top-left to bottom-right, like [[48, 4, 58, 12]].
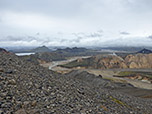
[[0, 0, 152, 47]]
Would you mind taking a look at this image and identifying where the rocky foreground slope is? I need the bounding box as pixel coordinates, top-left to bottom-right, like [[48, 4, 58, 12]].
[[0, 49, 152, 114]]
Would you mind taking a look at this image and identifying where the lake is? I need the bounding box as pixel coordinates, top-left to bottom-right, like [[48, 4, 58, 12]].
[[15, 53, 35, 56]]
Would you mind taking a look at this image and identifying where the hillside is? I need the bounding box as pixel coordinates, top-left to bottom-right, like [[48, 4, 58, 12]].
[[61, 53, 152, 69], [0, 49, 152, 113], [20, 52, 66, 65]]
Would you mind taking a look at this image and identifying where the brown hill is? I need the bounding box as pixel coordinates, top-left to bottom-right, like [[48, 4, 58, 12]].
[[125, 54, 152, 68], [61, 54, 152, 69]]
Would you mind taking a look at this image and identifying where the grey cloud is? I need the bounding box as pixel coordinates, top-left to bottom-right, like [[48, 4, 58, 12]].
[[5, 36, 22, 41], [57, 32, 64, 35], [60, 38, 80, 44], [2, 35, 61, 45], [71, 38, 80, 43], [148, 35, 152, 39], [0, 0, 86, 18], [86, 32, 103, 38], [36, 33, 40, 36], [60, 39, 67, 43], [120, 32, 130, 35], [105, 36, 152, 47], [97, 30, 103, 33], [126, 0, 152, 12], [0, 0, 152, 47], [72, 33, 85, 39], [27, 36, 37, 41], [73, 31, 103, 39], [0, 35, 37, 42]]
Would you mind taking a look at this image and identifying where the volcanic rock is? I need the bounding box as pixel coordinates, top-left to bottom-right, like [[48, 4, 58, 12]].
[[0, 51, 152, 113]]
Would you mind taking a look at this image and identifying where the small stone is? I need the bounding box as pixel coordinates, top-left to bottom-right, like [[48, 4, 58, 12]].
[[15, 109, 27, 114], [0, 68, 3, 72], [51, 92, 55, 96], [8, 79, 16, 85], [23, 101, 30, 107], [50, 104, 55, 107], [0, 92, 7, 97], [46, 105, 50, 108], [0, 109, 4, 114], [1, 102, 12, 108], [31, 100, 36, 107], [34, 84, 40, 88], [5, 69, 13, 74], [29, 82, 33, 85]]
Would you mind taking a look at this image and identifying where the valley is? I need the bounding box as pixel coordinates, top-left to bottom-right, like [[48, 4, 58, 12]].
[[40, 52, 152, 90]]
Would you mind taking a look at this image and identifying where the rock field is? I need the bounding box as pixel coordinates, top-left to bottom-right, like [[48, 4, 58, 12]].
[[0, 50, 152, 114]]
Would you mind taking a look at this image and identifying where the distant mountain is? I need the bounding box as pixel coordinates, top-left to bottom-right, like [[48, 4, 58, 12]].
[[54, 47, 101, 57], [137, 48, 152, 54], [9, 46, 51, 53], [19, 47, 102, 64], [31, 46, 52, 53], [56, 47, 88, 53], [23, 47, 92, 64], [98, 47, 146, 52]]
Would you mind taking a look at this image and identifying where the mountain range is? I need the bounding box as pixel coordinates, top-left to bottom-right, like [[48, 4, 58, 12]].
[[61, 49, 152, 69]]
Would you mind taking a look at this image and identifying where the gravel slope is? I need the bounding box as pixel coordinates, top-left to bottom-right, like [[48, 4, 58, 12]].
[[0, 51, 152, 114]]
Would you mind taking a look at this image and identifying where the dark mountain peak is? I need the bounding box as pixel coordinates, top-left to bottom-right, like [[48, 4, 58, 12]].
[[57, 47, 87, 53], [137, 48, 152, 54], [41, 45, 47, 48], [72, 47, 87, 51], [32, 45, 51, 53]]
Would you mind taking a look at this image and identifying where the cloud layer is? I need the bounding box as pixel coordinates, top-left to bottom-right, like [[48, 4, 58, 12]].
[[0, 0, 152, 47]]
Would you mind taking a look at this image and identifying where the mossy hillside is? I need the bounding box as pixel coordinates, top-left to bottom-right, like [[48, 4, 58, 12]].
[[60, 58, 94, 68], [118, 71, 152, 79]]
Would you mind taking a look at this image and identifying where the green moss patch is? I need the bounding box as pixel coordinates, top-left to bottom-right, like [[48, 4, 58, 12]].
[[117, 71, 152, 79]]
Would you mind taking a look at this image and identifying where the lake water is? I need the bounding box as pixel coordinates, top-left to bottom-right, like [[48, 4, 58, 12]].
[[15, 53, 35, 56]]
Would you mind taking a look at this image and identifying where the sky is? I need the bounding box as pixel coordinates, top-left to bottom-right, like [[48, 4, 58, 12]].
[[0, 0, 152, 47]]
